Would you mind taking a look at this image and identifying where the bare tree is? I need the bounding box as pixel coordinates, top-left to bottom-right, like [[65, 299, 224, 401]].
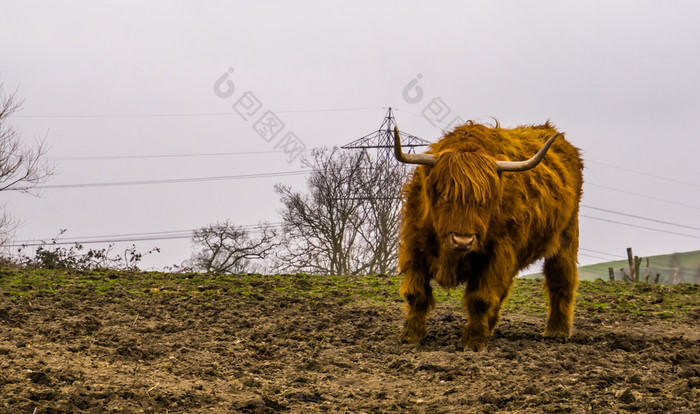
[[190, 221, 278, 274], [0, 81, 55, 244], [0, 83, 53, 193], [276, 147, 369, 275], [356, 159, 407, 274], [275, 147, 410, 275]]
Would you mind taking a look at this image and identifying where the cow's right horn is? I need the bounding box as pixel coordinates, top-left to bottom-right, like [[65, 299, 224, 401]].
[[394, 127, 437, 166], [495, 133, 560, 172]]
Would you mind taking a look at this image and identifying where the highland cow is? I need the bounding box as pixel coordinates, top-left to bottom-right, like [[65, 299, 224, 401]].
[[394, 121, 583, 351]]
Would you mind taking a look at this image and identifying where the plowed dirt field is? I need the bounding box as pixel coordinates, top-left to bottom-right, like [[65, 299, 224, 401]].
[[1, 268, 698, 413]]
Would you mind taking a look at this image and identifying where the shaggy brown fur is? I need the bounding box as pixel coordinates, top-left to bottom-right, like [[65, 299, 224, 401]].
[[398, 121, 583, 351]]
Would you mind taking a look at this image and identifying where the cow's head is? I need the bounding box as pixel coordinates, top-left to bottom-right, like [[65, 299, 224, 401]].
[[394, 127, 559, 254]]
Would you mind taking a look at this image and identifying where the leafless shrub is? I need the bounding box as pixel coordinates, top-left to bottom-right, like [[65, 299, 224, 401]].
[[189, 221, 278, 274]]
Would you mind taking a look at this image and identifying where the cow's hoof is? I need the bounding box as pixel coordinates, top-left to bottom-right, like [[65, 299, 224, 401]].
[[544, 325, 571, 340], [400, 328, 425, 344], [462, 338, 487, 352]]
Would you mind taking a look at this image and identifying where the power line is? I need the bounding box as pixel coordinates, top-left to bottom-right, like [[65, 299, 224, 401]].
[[64, 229, 193, 240], [580, 214, 700, 239], [581, 205, 700, 231], [579, 252, 615, 261], [18, 233, 194, 247], [8, 233, 193, 248], [587, 160, 700, 189], [8, 223, 285, 248], [6, 170, 311, 191], [579, 247, 626, 259], [49, 150, 284, 161], [392, 107, 436, 121], [12, 106, 385, 119], [587, 182, 700, 210], [69, 222, 282, 240]]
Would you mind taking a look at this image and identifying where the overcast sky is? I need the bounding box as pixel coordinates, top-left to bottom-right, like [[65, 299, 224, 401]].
[[2, 1, 699, 271]]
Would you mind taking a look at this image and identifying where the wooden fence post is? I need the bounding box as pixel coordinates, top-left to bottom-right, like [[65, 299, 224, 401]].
[[627, 248, 635, 283], [644, 258, 650, 283], [634, 256, 642, 282], [608, 267, 615, 282]]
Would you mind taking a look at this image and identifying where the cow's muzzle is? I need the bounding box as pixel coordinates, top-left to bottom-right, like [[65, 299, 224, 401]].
[[449, 233, 476, 251]]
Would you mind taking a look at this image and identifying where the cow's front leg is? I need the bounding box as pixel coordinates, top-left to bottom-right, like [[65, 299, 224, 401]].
[[399, 269, 434, 343], [461, 277, 511, 351]]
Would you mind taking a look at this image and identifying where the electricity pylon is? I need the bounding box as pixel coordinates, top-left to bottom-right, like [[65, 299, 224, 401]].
[[341, 107, 430, 169]]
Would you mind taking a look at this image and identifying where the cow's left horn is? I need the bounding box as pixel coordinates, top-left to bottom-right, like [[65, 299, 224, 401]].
[[394, 127, 437, 166], [495, 133, 560, 172]]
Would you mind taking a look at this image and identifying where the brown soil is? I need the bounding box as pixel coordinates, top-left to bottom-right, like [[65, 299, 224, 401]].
[[0, 270, 698, 413]]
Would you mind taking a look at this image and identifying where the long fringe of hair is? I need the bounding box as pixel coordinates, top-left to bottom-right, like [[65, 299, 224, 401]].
[[428, 151, 500, 206]]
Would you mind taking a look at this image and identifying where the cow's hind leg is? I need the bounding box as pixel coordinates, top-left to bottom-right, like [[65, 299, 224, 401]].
[[399, 270, 434, 343], [543, 218, 579, 338]]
